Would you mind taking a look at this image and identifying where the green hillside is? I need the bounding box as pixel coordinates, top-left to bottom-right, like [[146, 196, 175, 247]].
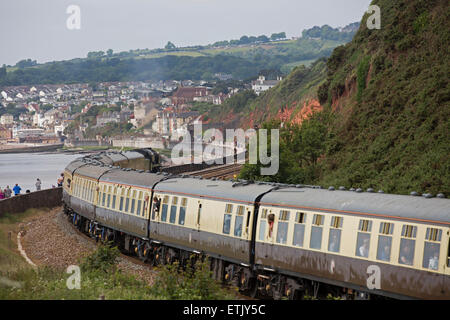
[[0, 25, 357, 86], [239, 0, 449, 196], [200, 57, 327, 129]]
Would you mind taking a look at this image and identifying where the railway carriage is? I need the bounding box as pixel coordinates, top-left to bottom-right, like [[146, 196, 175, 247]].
[[62, 159, 86, 208], [96, 169, 164, 238], [254, 187, 450, 299], [151, 177, 274, 278], [69, 164, 112, 221]]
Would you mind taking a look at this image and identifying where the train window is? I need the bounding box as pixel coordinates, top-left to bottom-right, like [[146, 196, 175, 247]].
[[401, 225, 417, 238], [295, 212, 306, 224], [112, 187, 117, 209], [293, 212, 306, 247], [376, 235, 392, 262], [169, 197, 178, 223], [107, 186, 111, 208], [234, 206, 244, 237], [136, 191, 142, 216], [136, 200, 142, 216], [102, 192, 106, 207], [88, 181, 92, 200], [125, 198, 130, 212], [131, 199, 136, 215], [313, 214, 324, 226], [423, 228, 442, 270], [310, 226, 323, 250], [87, 182, 91, 201], [309, 214, 324, 250], [178, 198, 187, 225], [328, 229, 341, 253], [276, 210, 290, 244], [119, 196, 124, 211], [161, 196, 169, 222], [423, 242, 440, 270], [76, 179, 80, 197], [331, 216, 343, 229], [398, 225, 417, 266], [328, 216, 343, 253], [425, 228, 442, 242], [259, 221, 266, 241], [225, 204, 233, 214], [130, 191, 137, 214], [399, 238, 415, 266], [447, 238, 450, 268], [356, 233, 371, 258], [359, 219, 372, 232], [223, 214, 231, 235], [379, 222, 394, 235], [376, 222, 394, 262], [119, 188, 125, 211], [258, 209, 268, 241], [81, 179, 86, 199]]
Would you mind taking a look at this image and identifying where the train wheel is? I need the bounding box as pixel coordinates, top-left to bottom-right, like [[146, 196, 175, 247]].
[[249, 278, 259, 299], [153, 247, 163, 266]]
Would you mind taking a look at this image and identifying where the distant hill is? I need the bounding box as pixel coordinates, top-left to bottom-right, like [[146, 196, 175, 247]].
[[0, 23, 359, 87]]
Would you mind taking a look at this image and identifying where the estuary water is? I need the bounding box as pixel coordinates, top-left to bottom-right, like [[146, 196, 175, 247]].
[[0, 152, 81, 193]]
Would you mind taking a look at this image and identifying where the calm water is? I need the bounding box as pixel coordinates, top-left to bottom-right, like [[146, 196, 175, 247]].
[[0, 153, 82, 193]]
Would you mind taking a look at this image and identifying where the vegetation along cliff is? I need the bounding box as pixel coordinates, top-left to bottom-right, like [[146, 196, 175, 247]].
[[239, 0, 449, 196]]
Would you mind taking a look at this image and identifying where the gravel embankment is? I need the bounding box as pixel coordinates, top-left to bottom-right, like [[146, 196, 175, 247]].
[[21, 207, 157, 285]]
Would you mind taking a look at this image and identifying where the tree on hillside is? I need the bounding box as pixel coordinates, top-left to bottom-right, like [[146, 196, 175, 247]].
[[165, 41, 176, 50], [239, 36, 250, 44], [87, 51, 105, 59], [107, 49, 113, 57], [257, 35, 270, 43], [15, 59, 37, 69], [270, 32, 286, 40]]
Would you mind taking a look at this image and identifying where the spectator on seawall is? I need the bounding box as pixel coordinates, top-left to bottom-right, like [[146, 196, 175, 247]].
[[0, 188, 4, 200], [57, 173, 64, 187], [36, 178, 42, 191], [13, 184, 21, 196], [4, 186, 12, 198]]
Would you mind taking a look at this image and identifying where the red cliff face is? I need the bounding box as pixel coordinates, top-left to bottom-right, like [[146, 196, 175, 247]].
[[331, 77, 357, 112], [275, 99, 323, 125]]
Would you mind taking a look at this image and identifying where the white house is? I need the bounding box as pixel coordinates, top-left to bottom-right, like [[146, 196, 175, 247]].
[[0, 114, 14, 125], [251, 75, 282, 96]]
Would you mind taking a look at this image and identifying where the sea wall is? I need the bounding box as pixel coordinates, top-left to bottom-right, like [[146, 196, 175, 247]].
[[0, 187, 62, 217]]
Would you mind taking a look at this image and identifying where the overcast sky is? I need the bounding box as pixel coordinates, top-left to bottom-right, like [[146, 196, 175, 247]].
[[0, 0, 372, 66]]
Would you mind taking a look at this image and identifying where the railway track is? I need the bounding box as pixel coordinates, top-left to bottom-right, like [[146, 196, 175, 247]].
[[187, 163, 243, 179]]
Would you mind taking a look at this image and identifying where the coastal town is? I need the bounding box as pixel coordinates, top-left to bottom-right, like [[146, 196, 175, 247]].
[[0, 76, 280, 152]]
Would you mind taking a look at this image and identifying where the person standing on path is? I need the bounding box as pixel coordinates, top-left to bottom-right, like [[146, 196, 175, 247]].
[[13, 184, 21, 196], [35, 178, 42, 191]]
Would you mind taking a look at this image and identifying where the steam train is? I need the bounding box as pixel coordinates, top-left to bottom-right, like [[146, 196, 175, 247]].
[[62, 149, 450, 300]]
